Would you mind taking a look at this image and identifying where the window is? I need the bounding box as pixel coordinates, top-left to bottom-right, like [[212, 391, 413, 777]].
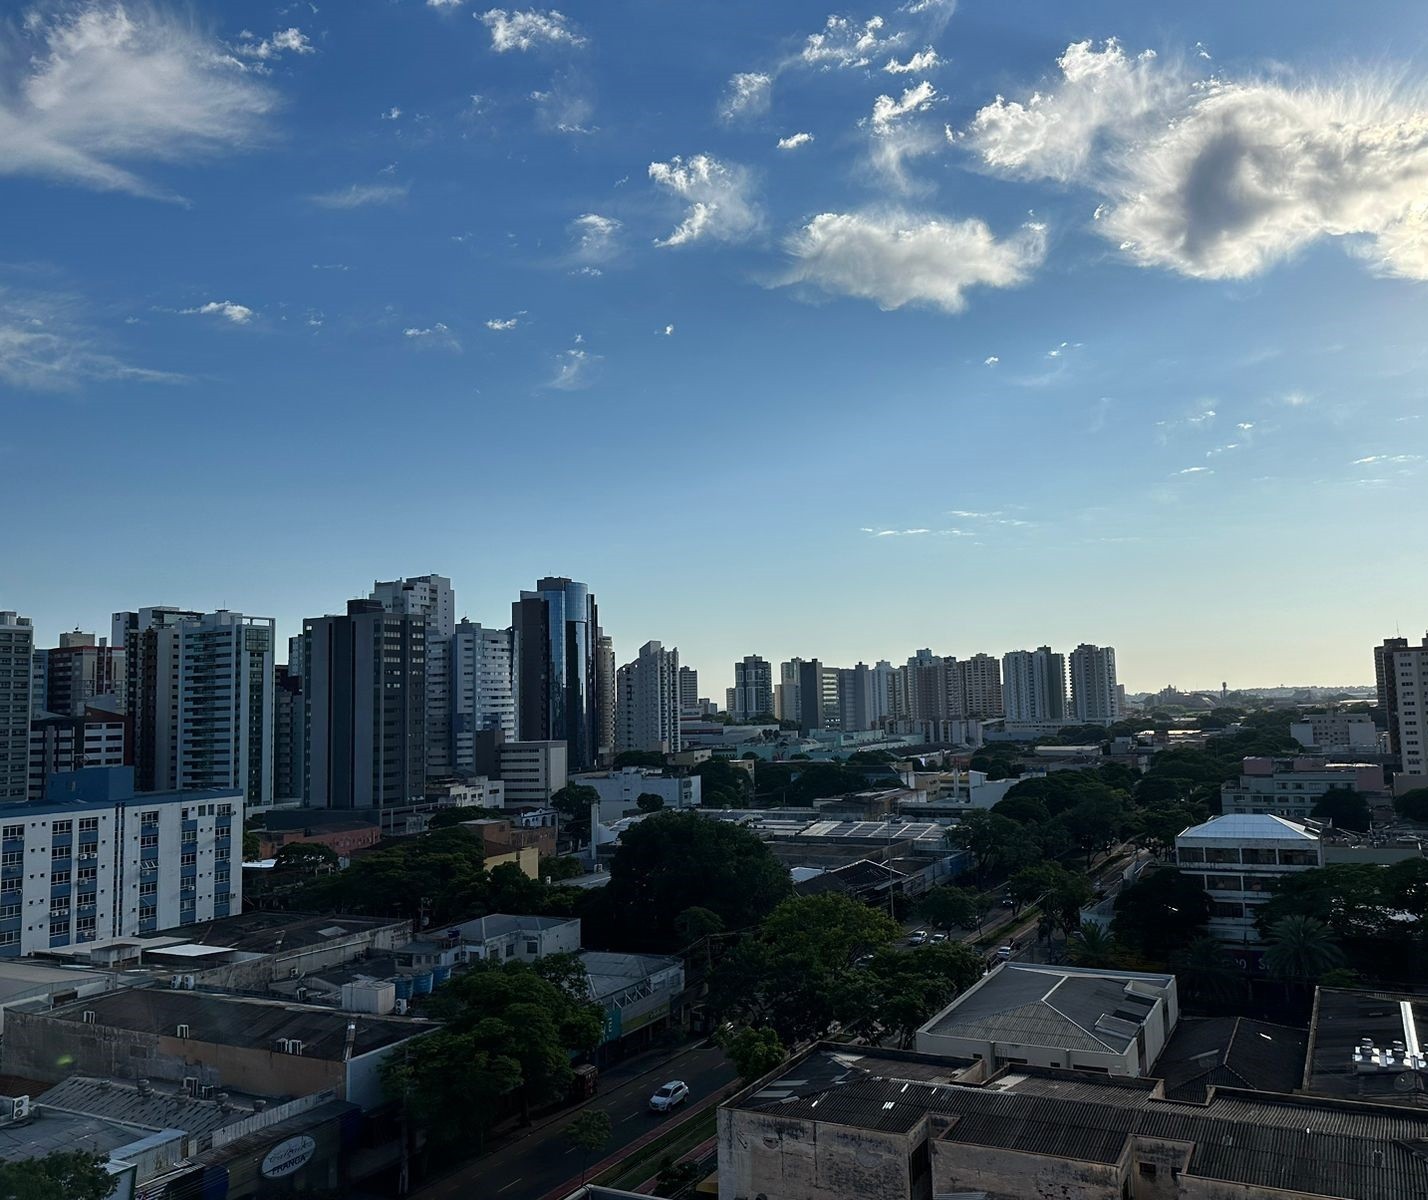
[[78, 818, 99, 833], [1139, 1163, 1158, 1179], [1, 852, 21, 867], [215, 847, 229, 861], [181, 829, 197, 845], [217, 803, 233, 817], [180, 852, 196, 867], [1, 825, 21, 840], [52, 821, 72, 835], [141, 811, 159, 824], [51, 870, 71, 886], [0, 930, 16, 946], [139, 882, 157, 896], [526, 940, 539, 954], [139, 834, 158, 849]]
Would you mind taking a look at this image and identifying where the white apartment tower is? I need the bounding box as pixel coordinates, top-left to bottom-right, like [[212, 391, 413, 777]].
[[0, 613, 33, 803], [448, 621, 516, 775], [1391, 637, 1428, 777], [616, 641, 681, 755], [1002, 647, 1068, 723], [372, 575, 455, 779], [1070, 643, 1120, 724]]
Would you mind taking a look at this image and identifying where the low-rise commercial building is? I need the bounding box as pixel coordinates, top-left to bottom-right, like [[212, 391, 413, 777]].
[[452, 913, 582, 963], [576, 768, 701, 820], [915, 962, 1178, 1077], [582, 951, 684, 1055], [1290, 712, 1381, 753], [1175, 813, 1323, 943], [1220, 756, 1385, 821]]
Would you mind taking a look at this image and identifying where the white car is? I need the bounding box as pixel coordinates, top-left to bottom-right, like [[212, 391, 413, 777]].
[[908, 930, 928, 945], [649, 1080, 689, 1113]]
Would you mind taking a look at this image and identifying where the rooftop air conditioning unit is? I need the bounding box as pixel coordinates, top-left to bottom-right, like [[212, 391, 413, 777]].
[[182, 1077, 197, 1096], [176, 1024, 190, 1039], [82, 1011, 96, 1024]]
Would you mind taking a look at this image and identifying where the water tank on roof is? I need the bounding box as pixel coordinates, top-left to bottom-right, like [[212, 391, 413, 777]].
[[394, 976, 413, 1000], [411, 971, 434, 995]]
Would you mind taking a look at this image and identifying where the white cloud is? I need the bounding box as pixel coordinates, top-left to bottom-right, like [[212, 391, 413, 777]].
[[0, 4, 279, 199], [309, 182, 409, 208], [777, 131, 815, 151], [801, 15, 899, 70], [885, 48, 939, 74], [485, 317, 519, 331], [403, 322, 461, 350], [721, 72, 772, 122], [479, 9, 585, 52], [381, 107, 402, 121], [963, 38, 1428, 281], [0, 286, 181, 391], [1353, 453, 1421, 465], [233, 27, 314, 62], [183, 300, 253, 324], [550, 346, 600, 389], [648, 154, 760, 247], [660, 324, 675, 336], [868, 81, 940, 190], [428, 0, 467, 7], [983, 355, 999, 366], [569, 213, 621, 263], [871, 80, 937, 133], [779, 210, 1047, 313], [1174, 466, 1212, 475], [530, 84, 594, 134]]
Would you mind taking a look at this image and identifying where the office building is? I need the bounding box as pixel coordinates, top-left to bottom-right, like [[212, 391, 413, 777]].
[[616, 641, 681, 755], [957, 652, 1003, 718], [448, 620, 516, 774], [1220, 756, 1385, 821], [1386, 635, 1428, 777], [678, 665, 699, 713], [732, 655, 774, 721], [272, 662, 301, 803], [1070, 642, 1120, 723], [112, 607, 203, 792], [1002, 646, 1068, 722], [1374, 635, 1412, 753], [303, 600, 426, 810], [597, 631, 616, 765], [372, 574, 454, 780], [836, 663, 878, 732], [1175, 814, 1322, 943], [1, 767, 242, 956], [797, 659, 840, 734], [41, 631, 123, 718], [511, 577, 601, 771], [28, 708, 127, 801], [1290, 712, 1380, 753], [473, 733, 568, 806], [0, 613, 32, 803], [775, 658, 803, 723]]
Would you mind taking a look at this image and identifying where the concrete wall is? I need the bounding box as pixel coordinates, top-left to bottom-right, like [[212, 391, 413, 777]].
[[192, 923, 410, 992], [718, 1108, 916, 1200], [914, 1026, 1136, 1075], [931, 1136, 1124, 1199]]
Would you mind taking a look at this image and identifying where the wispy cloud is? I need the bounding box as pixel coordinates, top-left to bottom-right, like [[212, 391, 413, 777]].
[[885, 49, 940, 74], [1174, 466, 1212, 475], [568, 213, 621, 263], [866, 81, 941, 191], [983, 355, 999, 366], [648, 155, 760, 247], [801, 15, 900, 70], [403, 322, 461, 351], [485, 317, 520, 331], [549, 346, 600, 389], [309, 182, 409, 209], [778, 210, 1046, 313], [961, 38, 1428, 281], [182, 300, 253, 325], [1352, 453, 1421, 465], [721, 72, 772, 122], [777, 131, 814, 151], [0, 4, 279, 200], [660, 324, 675, 336], [479, 9, 586, 52], [231, 27, 315, 65]]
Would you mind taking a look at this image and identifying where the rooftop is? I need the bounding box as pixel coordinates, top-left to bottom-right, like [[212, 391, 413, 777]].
[[578, 951, 682, 1001], [919, 962, 1175, 1054], [1305, 986, 1428, 1105], [0, 1098, 159, 1166], [37, 1075, 273, 1137], [45, 989, 432, 1058], [449, 913, 578, 941], [793, 857, 907, 897], [733, 1046, 1428, 1200], [1179, 813, 1320, 841], [165, 910, 408, 956], [1155, 1017, 1308, 1102], [0, 961, 112, 1006]]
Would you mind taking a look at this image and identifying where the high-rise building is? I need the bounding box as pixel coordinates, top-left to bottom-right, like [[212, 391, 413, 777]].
[[1070, 643, 1120, 724], [732, 655, 774, 721], [1386, 635, 1428, 777], [372, 575, 455, 780], [597, 632, 616, 765], [869, 660, 895, 728], [511, 577, 601, 771], [0, 613, 34, 803], [775, 659, 803, 723], [797, 659, 839, 734], [901, 651, 963, 722], [836, 663, 878, 731], [272, 662, 301, 803], [1376, 635, 1412, 754], [28, 707, 127, 801], [616, 641, 681, 754], [1002, 647, 1069, 722], [958, 653, 1004, 718], [449, 620, 516, 775], [678, 666, 699, 713], [304, 599, 426, 810], [42, 632, 124, 719], [112, 607, 202, 792]]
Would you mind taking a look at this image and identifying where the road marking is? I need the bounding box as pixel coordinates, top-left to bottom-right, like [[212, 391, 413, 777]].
[[496, 1179, 523, 1193]]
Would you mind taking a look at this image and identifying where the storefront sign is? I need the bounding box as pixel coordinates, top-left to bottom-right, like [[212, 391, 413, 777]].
[[261, 1135, 316, 1179]]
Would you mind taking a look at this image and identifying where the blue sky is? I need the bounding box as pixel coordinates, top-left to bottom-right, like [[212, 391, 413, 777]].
[[4, 0, 1427, 692]]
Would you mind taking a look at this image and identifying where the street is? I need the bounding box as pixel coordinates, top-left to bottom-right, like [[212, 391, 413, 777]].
[[408, 1042, 735, 1200]]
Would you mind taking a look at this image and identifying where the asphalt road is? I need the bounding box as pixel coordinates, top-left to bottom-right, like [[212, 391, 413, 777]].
[[409, 1042, 735, 1200]]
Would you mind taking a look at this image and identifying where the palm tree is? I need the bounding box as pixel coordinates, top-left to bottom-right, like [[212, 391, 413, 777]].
[[1174, 936, 1242, 1010], [1066, 921, 1122, 969], [1263, 915, 1344, 983]]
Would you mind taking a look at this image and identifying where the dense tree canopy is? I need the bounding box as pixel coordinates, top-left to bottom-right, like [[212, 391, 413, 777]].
[[0, 1153, 113, 1200], [273, 841, 339, 872], [1311, 788, 1372, 832], [720, 1025, 787, 1081], [1394, 788, 1428, 822], [1112, 868, 1211, 962], [552, 783, 600, 842], [693, 757, 754, 807]]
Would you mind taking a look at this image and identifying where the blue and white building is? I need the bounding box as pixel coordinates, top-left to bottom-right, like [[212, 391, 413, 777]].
[[0, 767, 242, 958]]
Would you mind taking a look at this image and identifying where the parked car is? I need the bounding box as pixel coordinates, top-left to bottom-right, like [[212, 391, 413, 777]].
[[997, 943, 1016, 960], [908, 930, 928, 945], [1000, 896, 1016, 908], [931, 932, 949, 944], [649, 1080, 690, 1113]]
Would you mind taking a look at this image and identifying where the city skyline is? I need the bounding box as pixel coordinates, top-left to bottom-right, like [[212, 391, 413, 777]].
[[5, 1, 1427, 690]]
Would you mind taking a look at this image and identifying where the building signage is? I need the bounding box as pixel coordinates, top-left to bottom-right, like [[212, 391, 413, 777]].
[[260, 1134, 317, 1179]]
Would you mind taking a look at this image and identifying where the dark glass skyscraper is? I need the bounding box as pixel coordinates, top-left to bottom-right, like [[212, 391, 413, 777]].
[[512, 577, 600, 771]]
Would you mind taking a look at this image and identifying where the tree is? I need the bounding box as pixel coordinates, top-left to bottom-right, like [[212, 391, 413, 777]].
[[584, 811, 791, 951], [1111, 868, 1211, 962], [1263, 915, 1345, 984], [1394, 787, 1428, 822], [541, 854, 586, 882], [853, 944, 983, 1047], [1136, 804, 1202, 858], [720, 1025, 786, 1081], [992, 796, 1051, 826], [565, 1109, 613, 1184], [1066, 922, 1123, 969], [1311, 788, 1372, 833], [692, 757, 754, 807], [919, 886, 980, 931], [552, 783, 600, 843], [1057, 795, 1133, 868], [948, 812, 1040, 883], [242, 829, 261, 860], [0, 1152, 112, 1200], [673, 905, 725, 944], [295, 826, 487, 923], [1173, 937, 1243, 1010], [1014, 864, 1094, 935], [273, 841, 339, 873], [636, 792, 666, 813], [381, 1029, 522, 1150]]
